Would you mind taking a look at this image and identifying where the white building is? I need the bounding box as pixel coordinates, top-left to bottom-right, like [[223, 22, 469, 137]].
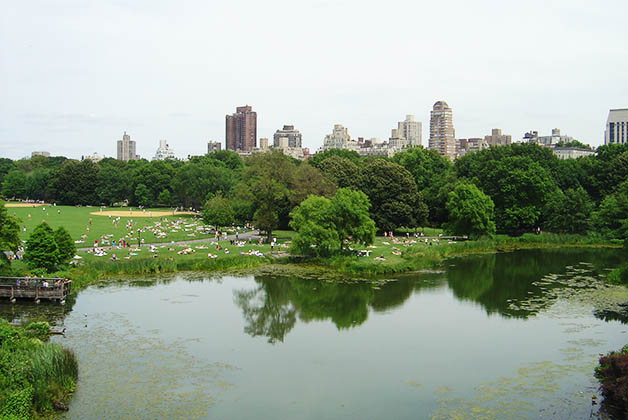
[[397, 115, 422, 146], [525, 128, 576, 147], [553, 147, 596, 160], [605, 108, 628, 145], [83, 152, 103, 162], [323, 124, 357, 150], [152, 139, 176, 161], [117, 132, 139, 161]]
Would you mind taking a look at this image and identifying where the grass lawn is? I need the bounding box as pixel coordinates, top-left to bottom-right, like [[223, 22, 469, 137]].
[[7, 204, 243, 247]]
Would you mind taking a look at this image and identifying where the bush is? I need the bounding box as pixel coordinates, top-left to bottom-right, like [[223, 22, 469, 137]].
[[595, 345, 628, 418]]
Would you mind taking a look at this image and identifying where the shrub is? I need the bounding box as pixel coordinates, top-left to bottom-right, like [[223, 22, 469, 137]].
[[595, 345, 628, 418]]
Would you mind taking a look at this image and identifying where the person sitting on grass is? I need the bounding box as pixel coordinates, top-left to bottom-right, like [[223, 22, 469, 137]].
[[110, 254, 117, 261]]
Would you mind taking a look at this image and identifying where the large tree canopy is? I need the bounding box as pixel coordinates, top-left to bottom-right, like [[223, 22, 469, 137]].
[[359, 159, 427, 232], [445, 183, 496, 239]]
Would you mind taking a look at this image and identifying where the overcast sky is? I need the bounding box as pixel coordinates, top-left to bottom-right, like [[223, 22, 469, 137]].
[[1, 0, 627, 160]]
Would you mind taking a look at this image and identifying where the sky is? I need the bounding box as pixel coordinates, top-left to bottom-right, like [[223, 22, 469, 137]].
[[1, 0, 627, 160]]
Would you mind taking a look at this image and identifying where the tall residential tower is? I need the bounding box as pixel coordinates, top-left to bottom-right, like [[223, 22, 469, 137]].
[[397, 115, 422, 147], [605, 108, 628, 145], [117, 131, 138, 161], [429, 101, 455, 159], [226, 105, 257, 151]]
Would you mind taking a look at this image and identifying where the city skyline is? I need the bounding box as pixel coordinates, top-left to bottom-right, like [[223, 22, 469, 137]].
[[1, 0, 627, 160]]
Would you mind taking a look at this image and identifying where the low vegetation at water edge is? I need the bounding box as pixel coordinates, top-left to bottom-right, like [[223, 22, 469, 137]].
[[0, 320, 78, 419]]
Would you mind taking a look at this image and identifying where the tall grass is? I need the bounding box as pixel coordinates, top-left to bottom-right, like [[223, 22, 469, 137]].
[[67, 254, 270, 290], [0, 321, 78, 419]]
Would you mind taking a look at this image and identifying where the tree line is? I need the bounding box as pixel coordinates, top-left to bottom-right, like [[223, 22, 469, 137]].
[[2, 142, 628, 241]]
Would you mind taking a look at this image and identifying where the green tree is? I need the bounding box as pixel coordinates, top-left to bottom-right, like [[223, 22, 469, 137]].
[[202, 193, 235, 227], [308, 149, 362, 168], [289, 164, 336, 207], [477, 156, 555, 234], [317, 155, 360, 189], [359, 159, 427, 232], [0, 201, 21, 274], [329, 188, 375, 248], [96, 162, 131, 205], [543, 186, 593, 234], [1, 169, 28, 198], [157, 189, 172, 206], [53, 226, 76, 264], [51, 159, 100, 205], [289, 188, 375, 256], [134, 183, 152, 207], [252, 178, 285, 241], [592, 180, 628, 239], [171, 159, 237, 208], [445, 183, 496, 239], [24, 222, 60, 272], [289, 195, 338, 257]]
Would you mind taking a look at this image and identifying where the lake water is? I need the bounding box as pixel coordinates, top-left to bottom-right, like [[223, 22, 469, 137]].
[[3, 248, 628, 419]]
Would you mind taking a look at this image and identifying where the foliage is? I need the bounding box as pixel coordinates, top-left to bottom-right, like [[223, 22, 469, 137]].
[[53, 226, 76, 264], [23, 222, 60, 272], [542, 186, 593, 234], [592, 180, 628, 240], [445, 183, 496, 239], [595, 345, 628, 419], [289, 163, 336, 207], [359, 159, 427, 232], [308, 148, 362, 168], [51, 159, 100, 205], [290, 188, 375, 256], [0, 320, 77, 419], [0, 201, 21, 273], [202, 193, 235, 227], [317, 155, 360, 189], [1, 169, 28, 198], [134, 183, 152, 207], [289, 195, 338, 257], [157, 189, 172, 206], [392, 146, 451, 192]]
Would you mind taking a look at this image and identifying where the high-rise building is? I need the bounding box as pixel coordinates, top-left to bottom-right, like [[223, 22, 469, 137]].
[[152, 139, 176, 161], [605, 108, 628, 145], [397, 115, 422, 146], [259, 138, 269, 151], [323, 124, 354, 150], [388, 128, 408, 149], [484, 128, 512, 147], [429, 101, 455, 159], [226, 105, 257, 151], [117, 131, 138, 161], [207, 141, 221, 154], [273, 125, 302, 148]]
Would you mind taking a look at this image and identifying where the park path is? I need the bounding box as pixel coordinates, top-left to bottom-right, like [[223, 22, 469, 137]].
[[77, 229, 262, 251]]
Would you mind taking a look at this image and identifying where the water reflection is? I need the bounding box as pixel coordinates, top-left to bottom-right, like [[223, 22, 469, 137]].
[[235, 248, 625, 343], [447, 248, 624, 319], [0, 293, 76, 325]]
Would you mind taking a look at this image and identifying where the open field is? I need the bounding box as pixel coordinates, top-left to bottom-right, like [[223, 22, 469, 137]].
[[7, 204, 229, 247]]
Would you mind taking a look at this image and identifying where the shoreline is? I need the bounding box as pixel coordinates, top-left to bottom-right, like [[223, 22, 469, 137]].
[[64, 237, 622, 290]]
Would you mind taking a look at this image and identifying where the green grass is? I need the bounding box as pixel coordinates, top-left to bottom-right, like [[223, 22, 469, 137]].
[[8, 204, 241, 248]]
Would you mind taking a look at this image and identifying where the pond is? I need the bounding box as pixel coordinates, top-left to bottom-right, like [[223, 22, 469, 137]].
[[2, 248, 628, 419]]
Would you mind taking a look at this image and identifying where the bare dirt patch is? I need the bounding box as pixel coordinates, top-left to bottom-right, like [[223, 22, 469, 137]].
[[5, 203, 44, 208], [90, 210, 197, 218]]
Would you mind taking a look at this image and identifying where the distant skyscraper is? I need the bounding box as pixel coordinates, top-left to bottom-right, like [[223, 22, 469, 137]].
[[605, 108, 628, 145], [429, 101, 455, 159], [152, 139, 176, 161], [207, 141, 221, 154], [397, 115, 422, 146], [226, 105, 257, 151], [273, 125, 302, 148], [259, 138, 269, 151], [484, 128, 512, 147], [117, 131, 138, 161]]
